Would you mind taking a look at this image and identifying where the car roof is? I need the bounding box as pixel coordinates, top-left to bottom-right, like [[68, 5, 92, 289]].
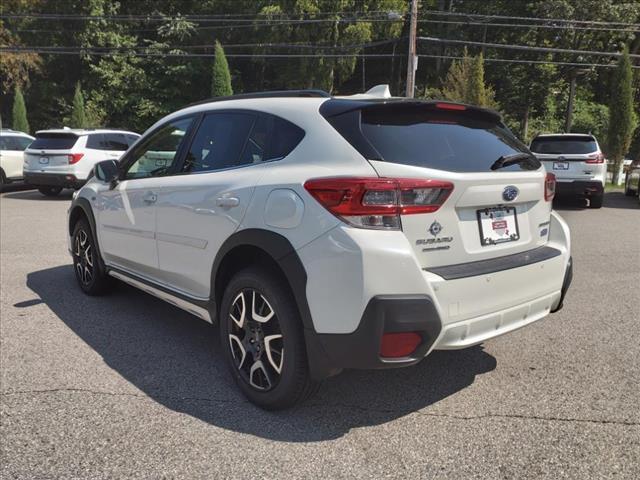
[[34, 128, 139, 136], [0, 129, 34, 137], [534, 133, 595, 138]]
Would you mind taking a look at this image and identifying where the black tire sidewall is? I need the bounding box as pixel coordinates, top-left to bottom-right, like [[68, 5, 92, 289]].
[[219, 267, 309, 409], [72, 219, 109, 295]]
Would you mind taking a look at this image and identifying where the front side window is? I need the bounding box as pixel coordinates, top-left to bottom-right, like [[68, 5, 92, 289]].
[[124, 117, 194, 180], [181, 112, 256, 174]]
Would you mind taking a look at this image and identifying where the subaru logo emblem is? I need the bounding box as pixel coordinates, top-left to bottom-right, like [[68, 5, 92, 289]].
[[429, 220, 442, 237], [502, 186, 519, 202]]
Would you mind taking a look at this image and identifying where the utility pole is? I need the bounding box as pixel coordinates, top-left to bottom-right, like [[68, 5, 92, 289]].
[[405, 0, 419, 98]]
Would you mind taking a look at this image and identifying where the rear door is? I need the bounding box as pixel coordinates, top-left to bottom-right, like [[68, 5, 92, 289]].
[[327, 102, 552, 269], [529, 135, 602, 182], [154, 111, 276, 298], [24, 133, 80, 173]]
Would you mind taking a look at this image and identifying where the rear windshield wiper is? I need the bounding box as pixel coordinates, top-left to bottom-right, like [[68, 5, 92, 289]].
[[490, 152, 538, 171]]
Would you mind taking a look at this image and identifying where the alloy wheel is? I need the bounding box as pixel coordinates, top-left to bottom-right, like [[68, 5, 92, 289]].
[[228, 289, 284, 391], [74, 229, 94, 286]]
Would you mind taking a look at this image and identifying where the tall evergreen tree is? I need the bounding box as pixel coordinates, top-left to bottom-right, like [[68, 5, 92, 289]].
[[11, 86, 29, 133], [607, 47, 637, 183], [211, 41, 232, 97], [468, 54, 488, 106], [441, 50, 496, 108], [70, 82, 87, 128]]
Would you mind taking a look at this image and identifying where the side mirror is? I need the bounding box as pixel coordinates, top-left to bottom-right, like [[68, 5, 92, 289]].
[[94, 160, 120, 189]]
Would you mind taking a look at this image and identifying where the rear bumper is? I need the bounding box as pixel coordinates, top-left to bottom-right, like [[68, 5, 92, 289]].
[[300, 212, 572, 379], [556, 180, 603, 197], [24, 172, 86, 189]]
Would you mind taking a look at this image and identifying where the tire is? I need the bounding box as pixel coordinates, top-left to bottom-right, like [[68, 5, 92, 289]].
[[589, 193, 603, 209], [38, 186, 63, 197], [0, 169, 6, 192], [71, 218, 112, 295], [219, 267, 320, 410], [624, 176, 634, 196]]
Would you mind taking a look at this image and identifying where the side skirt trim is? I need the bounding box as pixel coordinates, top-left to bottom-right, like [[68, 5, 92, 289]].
[[108, 269, 212, 323]]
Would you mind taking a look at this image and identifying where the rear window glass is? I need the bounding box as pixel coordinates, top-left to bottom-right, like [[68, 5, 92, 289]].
[[357, 105, 537, 172], [30, 133, 78, 150], [530, 136, 597, 154]]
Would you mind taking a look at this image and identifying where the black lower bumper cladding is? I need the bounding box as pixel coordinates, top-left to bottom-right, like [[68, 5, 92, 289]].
[[304, 295, 442, 380]]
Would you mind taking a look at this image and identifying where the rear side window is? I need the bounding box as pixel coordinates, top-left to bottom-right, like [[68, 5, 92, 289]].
[[30, 133, 78, 150], [354, 105, 536, 172], [530, 136, 597, 154], [237, 114, 305, 165], [86, 133, 133, 151]]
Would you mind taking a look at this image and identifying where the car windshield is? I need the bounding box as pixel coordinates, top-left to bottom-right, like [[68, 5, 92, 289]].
[[530, 136, 597, 154]]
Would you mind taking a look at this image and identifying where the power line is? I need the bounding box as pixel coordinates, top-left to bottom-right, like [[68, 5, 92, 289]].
[[423, 10, 640, 27], [419, 36, 640, 59], [418, 54, 640, 69], [418, 19, 640, 33]]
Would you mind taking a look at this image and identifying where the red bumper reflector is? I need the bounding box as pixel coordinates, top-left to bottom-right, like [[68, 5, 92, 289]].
[[380, 332, 422, 358]]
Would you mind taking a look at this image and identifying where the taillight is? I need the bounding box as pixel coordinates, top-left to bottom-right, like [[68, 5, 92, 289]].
[[585, 153, 604, 164], [68, 153, 84, 164], [545, 173, 556, 201], [304, 177, 453, 230]]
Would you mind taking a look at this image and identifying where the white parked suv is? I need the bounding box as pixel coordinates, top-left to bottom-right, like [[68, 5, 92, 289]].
[[67, 88, 573, 409], [0, 129, 34, 189], [529, 133, 606, 208], [24, 128, 140, 196]]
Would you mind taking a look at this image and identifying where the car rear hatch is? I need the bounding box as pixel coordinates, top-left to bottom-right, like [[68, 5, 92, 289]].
[[321, 100, 555, 270], [24, 132, 81, 172], [529, 135, 603, 182]]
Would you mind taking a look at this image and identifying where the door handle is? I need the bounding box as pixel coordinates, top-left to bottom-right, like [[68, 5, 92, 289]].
[[216, 196, 240, 208], [143, 192, 157, 204]]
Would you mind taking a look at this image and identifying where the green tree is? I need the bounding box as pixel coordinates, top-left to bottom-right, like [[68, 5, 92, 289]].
[[11, 86, 29, 133], [607, 47, 637, 183], [70, 82, 87, 128], [211, 41, 232, 97], [440, 50, 496, 108]]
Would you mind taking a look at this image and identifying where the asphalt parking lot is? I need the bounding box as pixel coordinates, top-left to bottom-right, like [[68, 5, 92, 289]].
[[1, 187, 638, 479]]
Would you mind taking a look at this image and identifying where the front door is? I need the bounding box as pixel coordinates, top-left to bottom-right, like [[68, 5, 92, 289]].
[[95, 116, 196, 281]]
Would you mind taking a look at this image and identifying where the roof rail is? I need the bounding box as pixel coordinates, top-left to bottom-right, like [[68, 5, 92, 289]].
[[186, 89, 331, 108]]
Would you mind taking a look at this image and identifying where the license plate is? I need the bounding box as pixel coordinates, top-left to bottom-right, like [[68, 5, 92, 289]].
[[477, 207, 520, 246], [39, 157, 49, 165], [553, 161, 569, 170]]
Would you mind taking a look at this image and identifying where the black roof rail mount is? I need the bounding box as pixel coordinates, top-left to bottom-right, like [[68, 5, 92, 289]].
[[187, 89, 331, 108]]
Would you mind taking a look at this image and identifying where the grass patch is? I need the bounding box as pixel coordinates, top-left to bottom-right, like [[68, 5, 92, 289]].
[[605, 182, 625, 191]]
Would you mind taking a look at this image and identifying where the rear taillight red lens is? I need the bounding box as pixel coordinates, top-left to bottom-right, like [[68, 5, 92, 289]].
[[68, 153, 84, 164], [545, 173, 556, 201], [585, 153, 605, 164], [304, 177, 453, 229], [380, 332, 422, 358]]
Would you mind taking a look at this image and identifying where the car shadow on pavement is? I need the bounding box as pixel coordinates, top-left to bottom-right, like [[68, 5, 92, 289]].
[[602, 191, 640, 210], [1, 189, 73, 201], [26, 265, 497, 442]]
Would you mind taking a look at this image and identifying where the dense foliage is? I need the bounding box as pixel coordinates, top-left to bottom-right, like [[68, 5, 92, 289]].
[[11, 85, 29, 133], [1, 0, 638, 156], [211, 40, 232, 97], [69, 82, 87, 128]]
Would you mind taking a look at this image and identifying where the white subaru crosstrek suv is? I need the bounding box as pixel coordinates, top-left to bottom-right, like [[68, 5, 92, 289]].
[[24, 128, 139, 196], [67, 87, 572, 409], [529, 133, 606, 208], [0, 129, 34, 189]]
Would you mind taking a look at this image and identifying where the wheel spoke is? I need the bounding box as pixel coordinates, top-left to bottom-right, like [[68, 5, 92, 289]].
[[228, 334, 247, 369], [229, 292, 246, 329], [74, 236, 81, 257], [83, 266, 92, 284], [263, 334, 284, 374], [249, 360, 272, 391], [84, 245, 93, 267], [251, 291, 274, 323]]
